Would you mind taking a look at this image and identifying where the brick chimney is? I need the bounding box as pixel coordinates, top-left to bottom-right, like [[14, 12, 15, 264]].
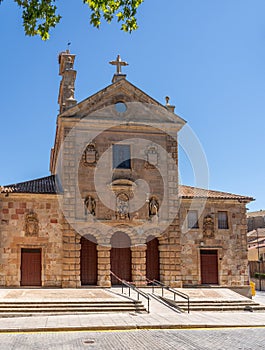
[[58, 50, 77, 114]]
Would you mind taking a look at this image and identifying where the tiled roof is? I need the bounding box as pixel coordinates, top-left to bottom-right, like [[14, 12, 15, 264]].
[[179, 185, 254, 202], [247, 210, 265, 217], [0, 175, 62, 194], [247, 229, 265, 238]]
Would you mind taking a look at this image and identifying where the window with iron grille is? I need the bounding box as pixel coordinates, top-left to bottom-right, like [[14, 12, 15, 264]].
[[218, 211, 228, 229], [188, 210, 199, 229]]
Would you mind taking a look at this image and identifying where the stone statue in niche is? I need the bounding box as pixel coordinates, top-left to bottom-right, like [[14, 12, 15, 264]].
[[203, 215, 214, 238], [145, 145, 158, 168], [84, 196, 96, 216], [24, 211, 39, 237], [149, 197, 159, 217], [116, 193, 129, 220]]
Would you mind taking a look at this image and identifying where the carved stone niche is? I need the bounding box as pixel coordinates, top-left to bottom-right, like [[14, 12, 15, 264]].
[[116, 193, 130, 220], [24, 211, 39, 237], [149, 196, 159, 218], [84, 195, 96, 216], [110, 179, 135, 221], [203, 215, 214, 238], [82, 143, 98, 167], [145, 144, 159, 169]]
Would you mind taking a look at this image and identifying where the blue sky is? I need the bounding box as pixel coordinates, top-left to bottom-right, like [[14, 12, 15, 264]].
[[0, 0, 264, 212]]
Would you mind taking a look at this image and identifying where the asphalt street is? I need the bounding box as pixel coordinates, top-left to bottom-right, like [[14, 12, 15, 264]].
[[0, 328, 264, 350]]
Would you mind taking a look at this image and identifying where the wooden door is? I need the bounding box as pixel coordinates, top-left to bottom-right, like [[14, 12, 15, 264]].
[[111, 247, 131, 284], [200, 250, 218, 284], [21, 248, 41, 286], [110, 232, 131, 285], [146, 237, 160, 282], [80, 237, 98, 285]]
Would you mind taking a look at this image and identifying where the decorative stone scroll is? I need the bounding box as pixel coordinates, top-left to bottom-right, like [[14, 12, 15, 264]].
[[82, 143, 98, 167], [145, 144, 158, 169], [203, 215, 214, 238], [116, 193, 129, 220], [24, 211, 39, 237]]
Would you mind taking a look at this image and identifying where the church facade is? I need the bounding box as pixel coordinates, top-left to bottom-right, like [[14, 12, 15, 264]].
[[0, 51, 253, 290]]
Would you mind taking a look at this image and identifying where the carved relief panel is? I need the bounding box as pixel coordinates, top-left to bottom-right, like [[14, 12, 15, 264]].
[[82, 143, 98, 167], [24, 211, 39, 237], [203, 215, 214, 238]]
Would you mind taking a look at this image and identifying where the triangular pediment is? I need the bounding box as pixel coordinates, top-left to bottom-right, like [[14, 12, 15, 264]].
[[59, 78, 186, 127]]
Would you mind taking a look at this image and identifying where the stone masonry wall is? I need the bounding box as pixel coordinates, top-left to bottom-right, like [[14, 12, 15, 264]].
[[0, 194, 63, 287]]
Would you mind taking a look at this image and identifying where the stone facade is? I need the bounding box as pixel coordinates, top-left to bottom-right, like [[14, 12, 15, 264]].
[[179, 198, 249, 286], [0, 51, 253, 289]]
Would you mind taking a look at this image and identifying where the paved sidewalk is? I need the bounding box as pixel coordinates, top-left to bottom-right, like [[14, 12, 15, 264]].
[[0, 289, 265, 333]]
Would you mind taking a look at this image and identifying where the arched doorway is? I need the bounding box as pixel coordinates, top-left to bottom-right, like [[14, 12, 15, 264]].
[[146, 236, 160, 282], [110, 232, 131, 285], [80, 235, 98, 285]]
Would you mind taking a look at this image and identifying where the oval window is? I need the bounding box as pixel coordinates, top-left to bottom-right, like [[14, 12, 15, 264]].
[[115, 102, 127, 113]]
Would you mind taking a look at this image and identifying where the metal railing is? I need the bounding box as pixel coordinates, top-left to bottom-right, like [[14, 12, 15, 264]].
[[110, 271, 150, 313], [150, 279, 190, 313]]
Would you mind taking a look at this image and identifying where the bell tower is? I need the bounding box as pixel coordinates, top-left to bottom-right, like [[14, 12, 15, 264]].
[[58, 50, 77, 114]]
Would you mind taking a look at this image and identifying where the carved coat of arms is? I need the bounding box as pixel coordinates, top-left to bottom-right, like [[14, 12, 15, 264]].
[[24, 211, 39, 237], [82, 143, 98, 166], [145, 145, 158, 168], [203, 215, 214, 238]]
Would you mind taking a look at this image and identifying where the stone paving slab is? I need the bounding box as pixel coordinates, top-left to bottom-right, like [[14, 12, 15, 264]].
[[0, 288, 120, 302], [140, 287, 251, 301]]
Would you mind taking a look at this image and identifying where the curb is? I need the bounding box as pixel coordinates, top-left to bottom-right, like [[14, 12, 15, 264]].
[[1, 324, 265, 333]]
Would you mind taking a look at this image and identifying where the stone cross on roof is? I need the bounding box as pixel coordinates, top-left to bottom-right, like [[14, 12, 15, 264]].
[[109, 55, 129, 75]]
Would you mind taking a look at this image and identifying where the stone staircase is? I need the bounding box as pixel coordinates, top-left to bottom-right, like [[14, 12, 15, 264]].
[[0, 288, 147, 317], [0, 300, 146, 318], [152, 288, 265, 312], [161, 297, 265, 312]]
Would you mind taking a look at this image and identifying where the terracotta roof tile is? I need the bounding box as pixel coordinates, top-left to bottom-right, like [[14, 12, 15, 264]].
[[0, 175, 62, 194], [179, 185, 253, 202]]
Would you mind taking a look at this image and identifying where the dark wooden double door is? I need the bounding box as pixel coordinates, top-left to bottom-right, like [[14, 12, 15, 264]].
[[20, 248, 42, 286], [200, 250, 218, 284]]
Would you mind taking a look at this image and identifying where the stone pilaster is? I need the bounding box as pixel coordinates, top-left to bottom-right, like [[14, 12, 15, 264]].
[[131, 244, 147, 287], [159, 218, 182, 287], [97, 245, 111, 287], [62, 221, 81, 288]]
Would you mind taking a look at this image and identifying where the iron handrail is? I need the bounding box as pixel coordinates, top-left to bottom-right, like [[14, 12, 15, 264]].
[[110, 271, 150, 313], [151, 279, 190, 313]]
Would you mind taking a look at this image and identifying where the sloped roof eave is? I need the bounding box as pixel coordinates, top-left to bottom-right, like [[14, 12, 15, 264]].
[[179, 185, 254, 203]]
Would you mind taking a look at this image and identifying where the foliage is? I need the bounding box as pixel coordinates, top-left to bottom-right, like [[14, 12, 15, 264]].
[[0, 0, 144, 40]]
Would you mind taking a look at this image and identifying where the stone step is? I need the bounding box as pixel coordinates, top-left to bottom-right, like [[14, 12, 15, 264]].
[[0, 301, 137, 307], [0, 300, 146, 317], [161, 297, 265, 312], [174, 301, 260, 306]]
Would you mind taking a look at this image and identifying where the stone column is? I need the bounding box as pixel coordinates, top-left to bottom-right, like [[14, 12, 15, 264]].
[[131, 244, 147, 287], [97, 245, 111, 287]]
